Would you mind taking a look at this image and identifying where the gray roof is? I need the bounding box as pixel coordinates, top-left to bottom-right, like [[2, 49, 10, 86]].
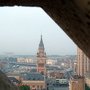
[[21, 72, 44, 81]]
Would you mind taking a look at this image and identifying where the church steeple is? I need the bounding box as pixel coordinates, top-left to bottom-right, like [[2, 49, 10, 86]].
[[39, 35, 44, 49]]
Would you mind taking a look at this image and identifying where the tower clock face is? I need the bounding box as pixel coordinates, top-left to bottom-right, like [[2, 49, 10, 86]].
[[38, 59, 46, 63]]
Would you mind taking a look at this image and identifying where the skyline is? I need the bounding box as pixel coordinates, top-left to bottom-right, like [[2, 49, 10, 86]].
[[0, 7, 77, 55]]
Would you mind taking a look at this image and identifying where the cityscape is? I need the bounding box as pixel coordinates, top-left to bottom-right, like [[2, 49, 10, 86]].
[[0, 36, 90, 90], [0, 7, 90, 90], [0, 35, 77, 90]]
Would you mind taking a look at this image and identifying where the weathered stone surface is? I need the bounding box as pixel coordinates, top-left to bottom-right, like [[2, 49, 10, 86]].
[[0, 71, 19, 90]]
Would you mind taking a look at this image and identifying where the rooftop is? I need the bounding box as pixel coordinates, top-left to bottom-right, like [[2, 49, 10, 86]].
[[21, 72, 44, 81], [71, 75, 84, 79]]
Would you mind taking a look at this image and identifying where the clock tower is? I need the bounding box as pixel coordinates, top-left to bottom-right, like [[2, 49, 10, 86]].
[[37, 35, 46, 75]]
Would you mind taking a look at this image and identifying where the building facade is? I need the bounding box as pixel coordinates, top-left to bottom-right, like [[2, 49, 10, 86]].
[[17, 58, 33, 63], [69, 75, 85, 90], [77, 47, 90, 76], [21, 72, 46, 90], [85, 73, 90, 88], [47, 71, 64, 79], [37, 35, 46, 75], [69, 47, 90, 90]]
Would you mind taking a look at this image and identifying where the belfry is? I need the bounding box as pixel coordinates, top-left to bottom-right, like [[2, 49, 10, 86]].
[[37, 35, 46, 75]]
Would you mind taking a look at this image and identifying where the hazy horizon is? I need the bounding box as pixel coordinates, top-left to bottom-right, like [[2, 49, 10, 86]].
[[0, 7, 77, 55]]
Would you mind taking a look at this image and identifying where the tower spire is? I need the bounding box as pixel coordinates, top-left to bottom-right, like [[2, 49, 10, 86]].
[[39, 35, 44, 49]]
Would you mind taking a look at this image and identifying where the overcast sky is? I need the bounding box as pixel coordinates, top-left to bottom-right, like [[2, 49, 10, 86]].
[[0, 7, 77, 55]]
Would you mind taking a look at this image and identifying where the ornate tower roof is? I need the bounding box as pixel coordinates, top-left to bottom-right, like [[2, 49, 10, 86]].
[[39, 35, 44, 49]]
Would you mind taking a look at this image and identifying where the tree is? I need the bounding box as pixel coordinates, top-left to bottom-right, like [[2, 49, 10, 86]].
[[19, 85, 30, 90], [85, 84, 90, 90]]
